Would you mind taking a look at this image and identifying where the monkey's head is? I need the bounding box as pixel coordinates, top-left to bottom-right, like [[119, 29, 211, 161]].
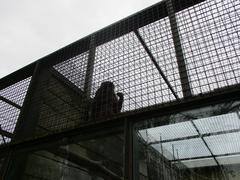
[[100, 81, 115, 90], [95, 81, 115, 97]]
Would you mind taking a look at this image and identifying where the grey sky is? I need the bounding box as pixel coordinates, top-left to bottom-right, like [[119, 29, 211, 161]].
[[0, 0, 160, 78]]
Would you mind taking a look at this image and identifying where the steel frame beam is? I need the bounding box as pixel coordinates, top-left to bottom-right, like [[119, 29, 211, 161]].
[[148, 128, 240, 145], [166, 0, 192, 97], [84, 34, 96, 98], [0, 128, 14, 139], [0, 62, 41, 180], [172, 151, 240, 163], [190, 120, 222, 168], [124, 119, 134, 180], [0, 85, 238, 152]]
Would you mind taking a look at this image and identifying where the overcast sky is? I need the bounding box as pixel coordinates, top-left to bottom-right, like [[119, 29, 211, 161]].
[[0, 0, 160, 78]]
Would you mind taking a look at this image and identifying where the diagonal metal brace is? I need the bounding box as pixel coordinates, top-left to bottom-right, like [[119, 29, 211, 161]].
[[134, 29, 179, 100], [0, 96, 21, 109]]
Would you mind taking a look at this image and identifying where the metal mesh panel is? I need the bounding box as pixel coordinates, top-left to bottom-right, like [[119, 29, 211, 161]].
[[162, 138, 212, 160], [140, 121, 198, 141], [0, 1, 240, 179], [176, 0, 240, 94], [27, 52, 90, 136], [89, 0, 240, 117], [53, 51, 89, 90], [205, 132, 240, 155], [92, 28, 178, 113], [194, 112, 240, 134], [138, 17, 183, 98], [0, 101, 20, 133], [0, 0, 239, 141], [0, 77, 31, 142], [0, 77, 32, 106]]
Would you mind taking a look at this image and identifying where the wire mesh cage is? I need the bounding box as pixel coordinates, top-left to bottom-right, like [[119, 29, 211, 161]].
[[0, 0, 239, 143], [0, 0, 240, 179]]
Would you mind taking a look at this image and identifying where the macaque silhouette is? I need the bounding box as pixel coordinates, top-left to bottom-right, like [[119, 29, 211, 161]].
[[91, 81, 124, 120]]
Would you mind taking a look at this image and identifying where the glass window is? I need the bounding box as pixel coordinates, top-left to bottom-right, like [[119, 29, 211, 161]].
[[8, 133, 124, 180], [134, 101, 240, 180]]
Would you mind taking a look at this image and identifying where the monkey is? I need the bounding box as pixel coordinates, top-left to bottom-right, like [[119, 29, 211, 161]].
[[91, 81, 124, 120], [86, 82, 124, 179]]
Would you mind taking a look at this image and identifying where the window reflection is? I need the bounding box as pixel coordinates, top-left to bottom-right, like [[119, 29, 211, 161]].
[[23, 134, 123, 180], [134, 101, 240, 180]]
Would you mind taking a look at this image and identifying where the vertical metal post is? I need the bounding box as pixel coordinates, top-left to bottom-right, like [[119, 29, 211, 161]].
[[159, 134, 163, 155], [14, 62, 44, 140], [0, 62, 42, 180], [0, 126, 6, 144], [172, 144, 175, 160], [166, 0, 192, 98], [84, 34, 96, 98], [124, 119, 133, 180], [84, 35, 96, 122]]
